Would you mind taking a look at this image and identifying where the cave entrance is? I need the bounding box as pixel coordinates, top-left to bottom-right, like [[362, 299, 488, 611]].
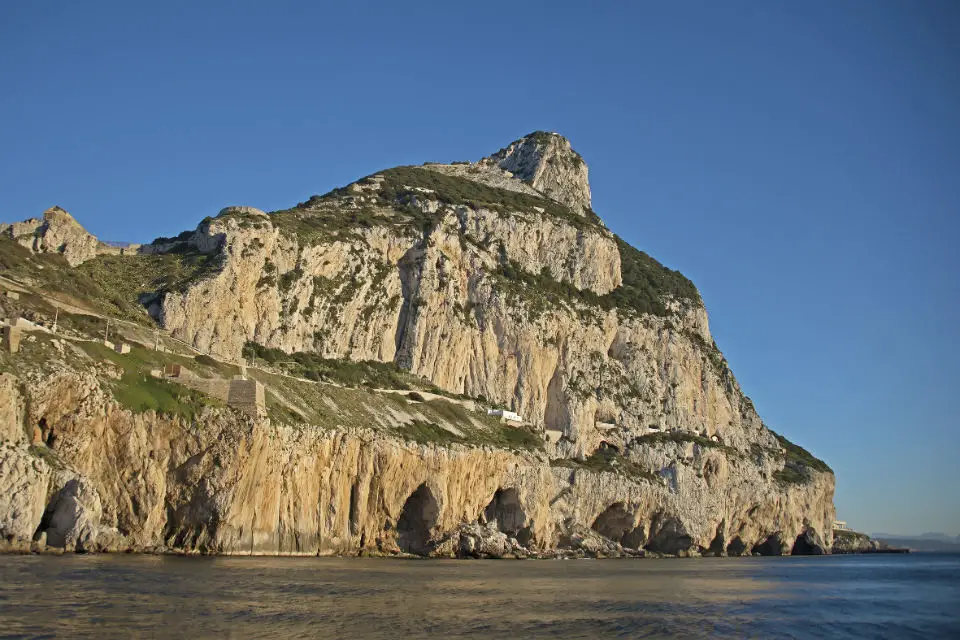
[[484, 488, 530, 543], [706, 524, 726, 556], [591, 503, 645, 550], [397, 483, 439, 556], [644, 515, 693, 555], [752, 533, 783, 556], [791, 531, 818, 555], [726, 537, 748, 556]]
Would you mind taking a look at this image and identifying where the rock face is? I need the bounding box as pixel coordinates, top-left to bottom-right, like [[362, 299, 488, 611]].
[[0, 207, 100, 266], [0, 364, 834, 557], [0, 131, 837, 557], [482, 131, 593, 216]]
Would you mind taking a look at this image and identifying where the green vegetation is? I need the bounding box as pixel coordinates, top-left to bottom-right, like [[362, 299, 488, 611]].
[[769, 428, 832, 473], [394, 420, 462, 446], [242, 364, 542, 451], [634, 430, 738, 457], [194, 354, 218, 367], [375, 166, 599, 230], [77, 341, 230, 420], [833, 529, 870, 543], [767, 428, 831, 485], [0, 236, 220, 325], [241, 342, 435, 390], [607, 236, 700, 316], [551, 447, 661, 484], [394, 409, 543, 451], [491, 235, 701, 321]]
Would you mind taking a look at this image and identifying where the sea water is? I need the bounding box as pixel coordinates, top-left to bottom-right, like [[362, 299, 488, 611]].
[[0, 553, 957, 638]]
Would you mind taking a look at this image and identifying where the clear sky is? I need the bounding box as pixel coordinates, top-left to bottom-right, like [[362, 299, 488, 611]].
[[2, 1, 957, 536]]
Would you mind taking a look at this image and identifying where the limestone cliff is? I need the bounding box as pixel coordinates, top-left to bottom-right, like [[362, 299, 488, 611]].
[[0, 132, 836, 557], [0, 349, 833, 557]]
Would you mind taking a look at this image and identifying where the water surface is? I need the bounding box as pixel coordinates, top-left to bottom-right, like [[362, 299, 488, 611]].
[[1, 553, 957, 638]]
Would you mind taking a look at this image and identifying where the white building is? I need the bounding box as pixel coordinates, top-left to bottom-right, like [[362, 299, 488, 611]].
[[487, 409, 523, 423]]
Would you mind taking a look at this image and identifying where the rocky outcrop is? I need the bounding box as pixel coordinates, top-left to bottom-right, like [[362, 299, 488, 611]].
[[1, 207, 100, 266], [482, 132, 592, 216], [831, 530, 889, 554]]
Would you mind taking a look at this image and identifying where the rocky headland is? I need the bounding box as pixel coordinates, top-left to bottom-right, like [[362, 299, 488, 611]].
[[0, 132, 836, 558]]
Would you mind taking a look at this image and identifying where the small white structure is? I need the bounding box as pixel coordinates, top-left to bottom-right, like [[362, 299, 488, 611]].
[[5, 291, 19, 300], [487, 408, 523, 423], [114, 342, 131, 354], [833, 520, 851, 531]]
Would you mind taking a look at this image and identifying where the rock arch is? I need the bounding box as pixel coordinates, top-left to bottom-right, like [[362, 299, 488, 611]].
[[791, 528, 825, 555], [591, 503, 645, 550], [397, 483, 439, 556], [483, 488, 530, 543]]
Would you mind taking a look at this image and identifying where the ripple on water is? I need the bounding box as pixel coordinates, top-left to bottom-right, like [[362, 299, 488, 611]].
[[0, 554, 957, 638]]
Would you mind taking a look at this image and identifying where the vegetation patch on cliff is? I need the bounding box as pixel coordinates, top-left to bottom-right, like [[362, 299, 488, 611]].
[[551, 448, 661, 485], [77, 341, 225, 420], [0, 236, 220, 325], [489, 235, 701, 320], [375, 166, 601, 230], [242, 342, 438, 391]]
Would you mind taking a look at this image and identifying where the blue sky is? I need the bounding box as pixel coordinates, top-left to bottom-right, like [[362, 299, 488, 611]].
[[2, 1, 957, 535]]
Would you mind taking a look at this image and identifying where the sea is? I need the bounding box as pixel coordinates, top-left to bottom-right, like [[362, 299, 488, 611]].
[[0, 553, 957, 639]]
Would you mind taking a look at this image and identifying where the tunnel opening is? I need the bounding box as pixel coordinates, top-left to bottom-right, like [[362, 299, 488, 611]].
[[752, 533, 784, 556], [592, 503, 645, 550], [397, 483, 439, 556], [483, 488, 530, 543]]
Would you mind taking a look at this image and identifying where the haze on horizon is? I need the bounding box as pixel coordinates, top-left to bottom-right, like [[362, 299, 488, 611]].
[[1, 1, 957, 536]]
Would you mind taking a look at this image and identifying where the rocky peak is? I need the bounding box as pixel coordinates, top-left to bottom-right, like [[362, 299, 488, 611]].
[[0, 206, 100, 266], [482, 132, 592, 216]]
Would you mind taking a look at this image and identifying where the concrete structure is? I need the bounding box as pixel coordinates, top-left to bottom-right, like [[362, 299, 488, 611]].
[[3, 325, 21, 354], [227, 379, 265, 417], [160, 362, 264, 417], [102, 339, 115, 350], [114, 342, 131, 354], [487, 409, 523, 423], [833, 520, 851, 531], [5, 291, 19, 300], [164, 363, 190, 378]]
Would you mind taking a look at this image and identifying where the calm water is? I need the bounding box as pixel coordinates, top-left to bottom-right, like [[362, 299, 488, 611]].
[[0, 553, 958, 639]]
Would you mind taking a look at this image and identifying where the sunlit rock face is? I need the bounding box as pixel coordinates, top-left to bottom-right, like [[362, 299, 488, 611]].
[[482, 131, 593, 216], [0, 132, 835, 557]]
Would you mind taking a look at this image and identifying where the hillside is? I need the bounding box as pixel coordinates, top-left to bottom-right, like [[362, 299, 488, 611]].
[[0, 132, 835, 558]]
